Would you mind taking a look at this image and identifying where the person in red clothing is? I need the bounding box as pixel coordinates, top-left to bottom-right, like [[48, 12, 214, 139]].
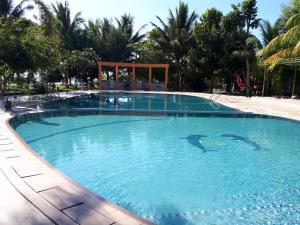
[[235, 74, 246, 91]]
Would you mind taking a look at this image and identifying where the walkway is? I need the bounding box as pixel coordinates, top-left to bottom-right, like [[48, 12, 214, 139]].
[[189, 93, 300, 121]]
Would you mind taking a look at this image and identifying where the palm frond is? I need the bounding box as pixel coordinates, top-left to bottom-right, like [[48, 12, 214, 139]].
[[285, 13, 300, 29], [281, 24, 300, 47], [259, 35, 282, 58], [261, 48, 293, 70], [10, 0, 33, 18], [232, 50, 251, 59], [292, 40, 300, 56], [246, 35, 262, 49]]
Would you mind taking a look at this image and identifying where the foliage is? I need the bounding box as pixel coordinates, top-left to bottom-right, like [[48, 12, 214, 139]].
[[0, 0, 298, 98], [64, 48, 99, 83], [135, 39, 167, 64]]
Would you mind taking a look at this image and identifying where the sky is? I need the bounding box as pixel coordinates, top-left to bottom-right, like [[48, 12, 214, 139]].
[[21, 0, 290, 38]]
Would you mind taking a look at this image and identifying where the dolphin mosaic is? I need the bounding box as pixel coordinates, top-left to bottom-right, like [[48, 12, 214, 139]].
[[221, 134, 261, 150], [183, 135, 214, 153]]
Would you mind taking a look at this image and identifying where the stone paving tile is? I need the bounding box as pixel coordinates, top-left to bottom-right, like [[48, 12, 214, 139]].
[[10, 157, 47, 168], [0, 170, 54, 225], [92, 201, 119, 215], [104, 209, 129, 222], [0, 143, 14, 149], [23, 174, 60, 192], [118, 217, 145, 225], [12, 164, 44, 178], [0, 137, 10, 140], [63, 203, 115, 225], [0, 139, 12, 145], [1, 164, 77, 225], [0, 148, 14, 152], [0, 150, 23, 159], [5, 154, 37, 164], [39, 187, 83, 210]]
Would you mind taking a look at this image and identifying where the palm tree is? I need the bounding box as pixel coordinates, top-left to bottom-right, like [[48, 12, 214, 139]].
[[259, 14, 300, 68], [259, 13, 300, 97], [232, 33, 262, 76], [151, 1, 197, 89], [116, 14, 146, 46], [52, 0, 84, 50], [0, 0, 33, 19], [259, 20, 280, 47], [259, 20, 280, 96], [34, 0, 58, 36]]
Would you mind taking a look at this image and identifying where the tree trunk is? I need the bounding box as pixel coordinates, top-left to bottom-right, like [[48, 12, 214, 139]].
[[1, 73, 7, 99], [176, 60, 181, 90], [292, 66, 297, 98], [245, 58, 251, 97], [209, 73, 214, 93], [262, 69, 266, 97], [266, 73, 274, 96]]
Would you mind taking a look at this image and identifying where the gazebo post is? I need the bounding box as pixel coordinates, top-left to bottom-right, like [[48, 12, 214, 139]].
[[164, 66, 168, 91], [115, 66, 119, 90], [98, 64, 102, 89], [148, 67, 152, 91]]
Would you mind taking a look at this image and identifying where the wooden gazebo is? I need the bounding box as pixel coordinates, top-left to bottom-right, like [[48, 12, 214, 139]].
[[98, 61, 169, 91]]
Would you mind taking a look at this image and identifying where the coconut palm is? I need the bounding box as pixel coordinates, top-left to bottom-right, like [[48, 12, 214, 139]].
[[116, 14, 146, 45], [259, 14, 300, 68], [259, 20, 280, 47], [259, 20, 280, 95], [232, 34, 262, 71], [0, 0, 33, 19], [85, 18, 111, 58], [259, 13, 300, 97], [34, 0, 58, 37], [151, 1, 197, 89], [52, 0, 84, 50]]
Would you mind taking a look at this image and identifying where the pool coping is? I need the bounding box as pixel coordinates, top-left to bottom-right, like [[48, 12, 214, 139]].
[[1, 90, 300, 225]]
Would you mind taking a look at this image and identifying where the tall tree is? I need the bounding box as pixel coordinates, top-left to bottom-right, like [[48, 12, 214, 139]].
[[188, 8, 225, 91], [0, 18, 34, 97], [259, 20, 280, 47], [115, 14, 146, 61], [52, 0, 84, 50], [116, 14, 146, 45], [151, 1, 197, 90], [259, 20, 280, 95], [240, 0, 261, 96]]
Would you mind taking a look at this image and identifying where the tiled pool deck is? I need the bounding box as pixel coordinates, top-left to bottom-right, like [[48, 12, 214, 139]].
[[0, 91, 300, 225]]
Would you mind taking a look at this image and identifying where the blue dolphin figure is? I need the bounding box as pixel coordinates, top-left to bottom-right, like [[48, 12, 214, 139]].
[[183, 135, 213, 153], [222, 134, 261, 150]]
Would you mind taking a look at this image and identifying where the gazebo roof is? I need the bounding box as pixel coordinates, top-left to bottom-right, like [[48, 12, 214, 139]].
[[98, 61, 169, 69]]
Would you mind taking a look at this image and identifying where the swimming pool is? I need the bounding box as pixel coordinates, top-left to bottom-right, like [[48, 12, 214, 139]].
[[11, 94, 300, 225], [43, 92, 234, 112]]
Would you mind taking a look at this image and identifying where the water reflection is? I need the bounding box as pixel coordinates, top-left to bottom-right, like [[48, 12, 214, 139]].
[[43, 93, 233, 112]]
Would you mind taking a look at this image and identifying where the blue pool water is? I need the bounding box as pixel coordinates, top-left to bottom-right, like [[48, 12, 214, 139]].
[[12, 112, 300, 225], [43, 92, 234, 112]]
